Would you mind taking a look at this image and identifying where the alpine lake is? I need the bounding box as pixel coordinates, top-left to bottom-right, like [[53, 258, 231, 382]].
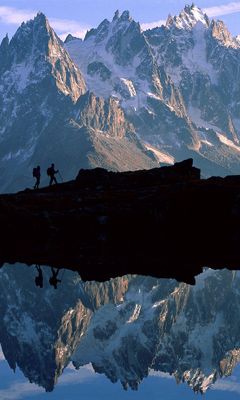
[[0, 263, 240, 399]]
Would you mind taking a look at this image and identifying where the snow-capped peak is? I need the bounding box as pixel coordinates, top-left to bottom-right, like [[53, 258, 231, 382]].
[[167, 4, 210, 30]]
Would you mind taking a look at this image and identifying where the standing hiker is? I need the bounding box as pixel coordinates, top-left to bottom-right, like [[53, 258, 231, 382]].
[[47, 163, 59, 186], [33, 166, 41, 189]]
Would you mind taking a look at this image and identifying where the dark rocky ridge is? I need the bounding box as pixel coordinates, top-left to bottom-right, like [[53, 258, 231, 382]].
[[1, 159, 240, 284]]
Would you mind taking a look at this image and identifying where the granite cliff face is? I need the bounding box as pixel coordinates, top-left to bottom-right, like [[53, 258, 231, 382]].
[[2, 5, 240, 191], [0, 13, 85, 192], [1, 264, 240, 394], [65, 8, 199, 162], [65, 5, 240, 176], [2, 5, 240, 192], [0, 13, 157, 193], [145, 5, 240, 168]]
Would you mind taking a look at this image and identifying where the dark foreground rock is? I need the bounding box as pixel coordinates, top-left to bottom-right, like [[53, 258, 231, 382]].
[[0, 159, 240, 284]]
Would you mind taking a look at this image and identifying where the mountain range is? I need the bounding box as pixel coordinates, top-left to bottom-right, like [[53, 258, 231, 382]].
[[1, 4, 240, 191], [1, 264, 240, 394]]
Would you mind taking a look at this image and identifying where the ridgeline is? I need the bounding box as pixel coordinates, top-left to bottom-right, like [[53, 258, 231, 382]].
[[1, 159, 240, 284]]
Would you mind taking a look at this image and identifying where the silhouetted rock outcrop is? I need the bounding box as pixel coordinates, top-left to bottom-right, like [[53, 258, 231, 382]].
[[76, 158, 200, 187], [0, 159, 240, 283]]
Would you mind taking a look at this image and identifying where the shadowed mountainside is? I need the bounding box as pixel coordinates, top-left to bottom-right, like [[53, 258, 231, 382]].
[[0, 159, 240, 283]]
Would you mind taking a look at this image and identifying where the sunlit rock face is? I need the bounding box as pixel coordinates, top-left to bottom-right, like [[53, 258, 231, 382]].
[[0, 13, 157, 193], [1, 265, 240, 394], [0, 13, 85, 192], [66, 5, 240, 176], [2, 5, 240, 192]]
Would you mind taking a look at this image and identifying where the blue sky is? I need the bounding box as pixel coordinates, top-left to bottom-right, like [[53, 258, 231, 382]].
[[0, 0, 240, 41], [1, 355, 240, 400]]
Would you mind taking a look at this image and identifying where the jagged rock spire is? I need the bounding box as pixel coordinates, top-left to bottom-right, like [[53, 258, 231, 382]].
[[119, 10, 131, 22], [166, 4, 210, 29], [210, 19, 233, 45], [0, 33, 9, 48], [113, 10, 120, 21], [0, 34, 10, 72], [0, 34, 9, 58], [111, 10, 133, 24]]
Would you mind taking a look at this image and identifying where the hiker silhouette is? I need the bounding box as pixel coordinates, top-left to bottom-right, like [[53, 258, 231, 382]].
[[49, 268, 61, 289], [47, 163, 58, 186], [35, 265, 43, 288], [33, 166, 41, 189]]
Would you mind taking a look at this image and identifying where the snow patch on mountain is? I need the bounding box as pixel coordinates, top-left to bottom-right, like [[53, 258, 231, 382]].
[[166, 5, 210, 30], [188, 106, 218, 131], [144, 143, 175, 164], [65, 13, 153, 110], [217, 133, 240, 152], [161, 22, 217, 88], [189, 23, 217, 83], [2, 5, 240, 191]]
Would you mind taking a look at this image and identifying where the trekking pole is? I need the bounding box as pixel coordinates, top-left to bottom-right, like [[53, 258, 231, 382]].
[[58, 171, 64, 183]]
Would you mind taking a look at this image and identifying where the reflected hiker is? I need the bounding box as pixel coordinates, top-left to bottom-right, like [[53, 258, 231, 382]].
[[35, 265, 43, 288], [33, 166, 41, 189], [47, 163, 58, 186], [49, 268, 61, 289]]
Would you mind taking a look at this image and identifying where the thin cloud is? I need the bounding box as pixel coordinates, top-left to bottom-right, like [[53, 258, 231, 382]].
[[213, 378, 240, 393], [0, 5, 88, 39], [203, 2, 240, 17], [141, 19, 166, 31], [141, 1, 240, 31], [149, 370, 174, 379], [0, 6, 35, 24], [50, 18, 89, 39], [0, 366, 95, 400], [58, 29, 88, 41], [58, 367, 96, 386], [0, 381, 43, 400]]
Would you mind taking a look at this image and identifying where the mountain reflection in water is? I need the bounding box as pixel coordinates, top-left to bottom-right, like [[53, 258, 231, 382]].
[[0, 264, 240, 397]]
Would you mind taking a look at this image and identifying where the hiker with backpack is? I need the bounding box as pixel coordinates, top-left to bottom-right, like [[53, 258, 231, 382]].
[[33, 166, 41, 189], [47, 163, 59, 186]]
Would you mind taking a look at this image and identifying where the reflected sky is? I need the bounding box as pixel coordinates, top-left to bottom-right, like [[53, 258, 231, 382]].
[[1, 358, 240, 400], [0, 264, 240, 399]]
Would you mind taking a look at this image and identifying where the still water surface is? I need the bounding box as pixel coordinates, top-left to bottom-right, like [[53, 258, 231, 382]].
[[0, 264, 239, 399]]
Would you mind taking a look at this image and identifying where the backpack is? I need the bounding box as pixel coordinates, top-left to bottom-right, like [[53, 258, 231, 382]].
[[47, 167, 52, 176], [33, 167, 38, 178]]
